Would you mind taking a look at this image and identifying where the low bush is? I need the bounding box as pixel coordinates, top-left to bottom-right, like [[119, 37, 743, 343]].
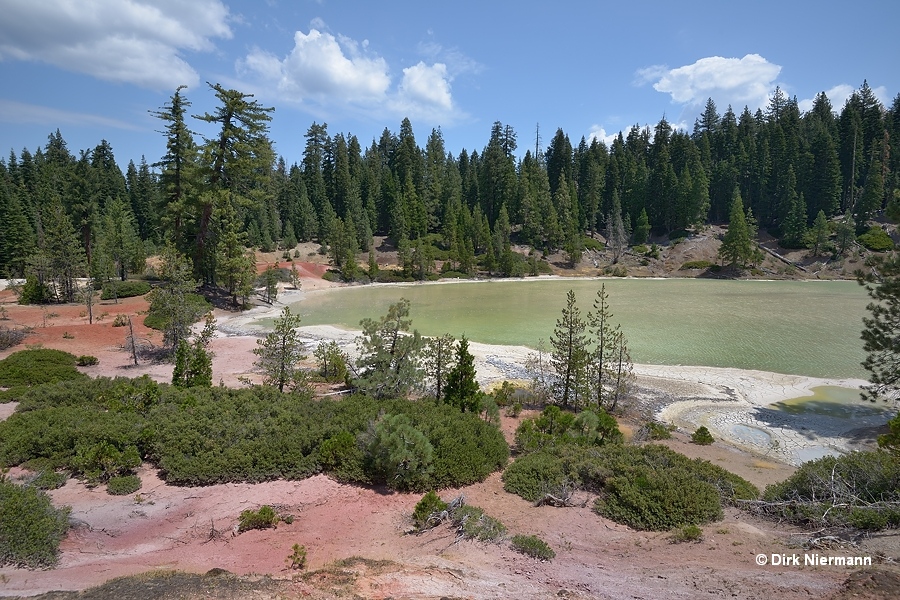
[[112, 314, 129, 327], [28, 468, 67, 491], [452, 504, 507, 542], [412, 491, 448, 529], [679, 260, 714, 270], [644, 422, 672, 440], [0, 349, 85, 387], [18, 276, 51, 305], [510, 534, 555, 560], [0, 477, 71, 568], [582, 237, 605, 252], [514, 405, 622, 454], [107, 474, 142, 496], [286, 543, 307, 570], [238, 505, 279, 532], [691, 426, 714, 445], [670, 524, 703, 543], [503, 444, 758, 530], [101, 280, 151, 300], [858, 227, 894, 252], [760, 451, 900, 530], [0, 326, 27, 351], [75, 355, 99, 367], [632, 244, 649, 255]]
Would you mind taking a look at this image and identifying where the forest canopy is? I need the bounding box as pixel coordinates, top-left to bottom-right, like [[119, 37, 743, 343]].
[[1, 81, 898, 286]]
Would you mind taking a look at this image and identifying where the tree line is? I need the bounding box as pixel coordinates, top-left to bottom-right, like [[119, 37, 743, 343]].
[[2, 81, 899, 288]]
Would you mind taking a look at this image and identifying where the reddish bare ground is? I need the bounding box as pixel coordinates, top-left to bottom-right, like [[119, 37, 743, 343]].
[[1, 270, 898, 599]]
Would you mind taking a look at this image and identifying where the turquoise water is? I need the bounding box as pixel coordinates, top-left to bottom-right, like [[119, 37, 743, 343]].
[[284, 278, 870, 379]]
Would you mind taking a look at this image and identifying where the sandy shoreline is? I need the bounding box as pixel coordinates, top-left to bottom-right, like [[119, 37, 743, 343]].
[[212, 284, 887, 467]]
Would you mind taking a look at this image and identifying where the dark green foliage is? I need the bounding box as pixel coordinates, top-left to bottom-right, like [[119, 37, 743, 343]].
[[0, 377, 507, 491], [364, 413, 434, 490], [100, 280, 151, 300], [879, 413, 900, 453], [503, 444, 757, 530], [107, 474, 142, 495], [679, 260, 714, 270], [238, 505, 279, 532], [444, 336, 480, 412], [510, 534, 555, 560], [644, 422, 673, 440], [314, 340, 348, 383], [670, 524, 703, 543], [28, 469, 69, 490], [761, 451, 900, 530], [691, 426, 715, 445], [18, 276, 51, 305], [858, 227, 894, 252], [0, 349, 85, 387], [144, 293, 210, 332], [75, 355, 99, 366], [514, 405, 622, 454], [0, 477, 70, 568], [858, 252, 900, 401], [413, 491, 448, 529]]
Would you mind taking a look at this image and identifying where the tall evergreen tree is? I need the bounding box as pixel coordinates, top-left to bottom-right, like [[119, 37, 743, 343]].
[[444, 335, 481, 412], [550, 290, 589, 409]]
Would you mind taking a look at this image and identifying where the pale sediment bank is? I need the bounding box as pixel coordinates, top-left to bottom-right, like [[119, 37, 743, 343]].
[[213, 287, 889, 468]]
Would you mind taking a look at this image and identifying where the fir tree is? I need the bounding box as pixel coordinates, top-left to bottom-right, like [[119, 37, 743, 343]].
[[444, 336, 481, 412], [550, 290, 589, 409], [253, 306, 308, 393]]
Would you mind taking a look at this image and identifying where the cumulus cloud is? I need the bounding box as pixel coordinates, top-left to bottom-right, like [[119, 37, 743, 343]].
[[238, 23, 462, 122], [0, 0, 231, 90], [587, 125, 618, 146], [637, 54, 781, 110], [239, 28, 390, 104]]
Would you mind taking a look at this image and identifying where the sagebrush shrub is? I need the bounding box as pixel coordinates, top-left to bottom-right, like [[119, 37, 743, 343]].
[[510, 534, 555, 560], [238, 505, 279, 532], [412, 491, 448, 529], [107, 474, 142, 496]]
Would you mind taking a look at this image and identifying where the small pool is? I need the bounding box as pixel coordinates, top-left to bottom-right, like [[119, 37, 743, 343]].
[[773, 386, 893, 419]]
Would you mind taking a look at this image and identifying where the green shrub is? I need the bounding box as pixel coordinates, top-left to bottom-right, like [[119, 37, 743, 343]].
[[73, 441, 141, 484], [452, 504, 507, 542], [144, 293, 211, 331], [286, 543, 307, 570], [632, 244, 649, 255], [645, 422, 672, 440], [317, 431, 365, 483], [583, 237, 605, 252], [504, 444, 758, 530], [413, 491, 448, 529], [670, 524, 703, 543], [691, 426, 714, 445], [0, 477, 70, 568], [101, 280, 151, 300], [107, 474, 142, 496], [510, 534, 555, 560], [29, 469, 67, 491], [514, 405, 622, 454], [18, 276, 51, 305], [238, 505, 279, 532], [858, 227, 894, 252], [679, 260, 714, 270], [364, 413, 434, 491], [761, 451, 900, 530], [112, 314, 129, 327], [0, 349, 85, 387], [75, 355, 99, 366]]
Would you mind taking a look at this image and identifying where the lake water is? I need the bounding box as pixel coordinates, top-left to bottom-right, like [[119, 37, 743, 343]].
[[287, 278, 871, 380]]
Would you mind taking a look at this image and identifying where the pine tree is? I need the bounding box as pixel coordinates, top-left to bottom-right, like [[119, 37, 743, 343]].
[[146, 246, 203, 350], [253, 306, 308, 393], [858, 253, 900, 402], [354, 299, 424, 399], [807, 210, 830, 256], [444, 336, 481, 412], [422, 334, 456, 402], [172, 312, 216, 388], [718, 189, 756, 268], [550, 290, 589, 409]]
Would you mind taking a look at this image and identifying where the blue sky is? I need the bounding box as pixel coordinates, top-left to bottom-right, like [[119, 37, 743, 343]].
[[1, 0, 898, 169]]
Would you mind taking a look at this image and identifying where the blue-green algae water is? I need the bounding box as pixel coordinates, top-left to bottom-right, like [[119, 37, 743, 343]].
[[285, 278, 871, 380]]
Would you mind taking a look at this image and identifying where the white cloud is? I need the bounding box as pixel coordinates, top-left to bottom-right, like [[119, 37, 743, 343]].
[[239, 28, 390, 104], [637, 54, 782, 110], [393, 62, 454, 118], [0, 0, 231, 90], [238, 24, 462, 123], [587, 125, 618, 146], [0, 99, 140, 130]]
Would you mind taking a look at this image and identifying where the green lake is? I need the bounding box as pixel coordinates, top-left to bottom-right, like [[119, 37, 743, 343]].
[[286, 278, 871, 380]]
